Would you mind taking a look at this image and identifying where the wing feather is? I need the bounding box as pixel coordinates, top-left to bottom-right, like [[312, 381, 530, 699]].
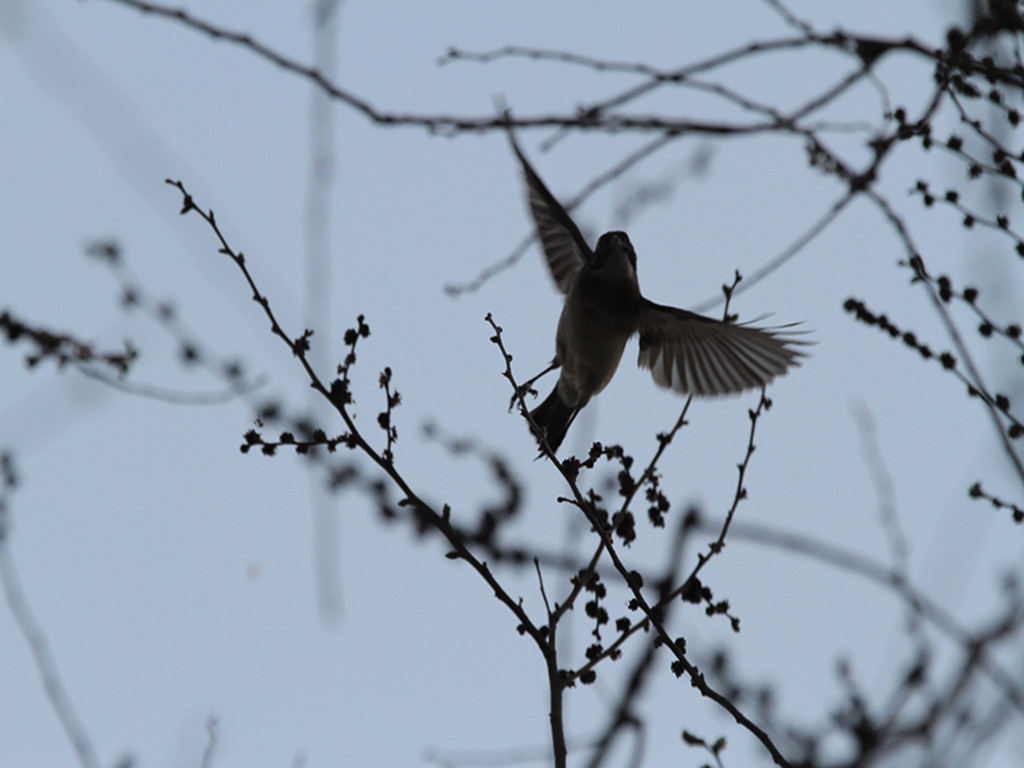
[[507, 129, 592, 294], [637, 300, 809, 396]]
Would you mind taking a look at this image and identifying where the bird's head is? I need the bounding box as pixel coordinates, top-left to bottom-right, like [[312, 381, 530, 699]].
[[593, 231, 638, 281]]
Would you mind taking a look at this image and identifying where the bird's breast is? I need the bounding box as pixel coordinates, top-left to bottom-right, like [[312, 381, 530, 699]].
[[553, 275, 642, 404]]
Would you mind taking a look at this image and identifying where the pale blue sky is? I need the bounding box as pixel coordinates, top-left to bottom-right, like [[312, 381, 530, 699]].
[[2, 2, 1022, 767]]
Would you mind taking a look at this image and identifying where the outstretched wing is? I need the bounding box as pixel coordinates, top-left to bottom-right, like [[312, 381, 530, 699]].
[[507, 129, 592, 294], [637, 300, 808, 396]]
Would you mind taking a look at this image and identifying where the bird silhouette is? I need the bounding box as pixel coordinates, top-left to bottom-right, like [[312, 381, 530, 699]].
[[509, 131, 808, 453]]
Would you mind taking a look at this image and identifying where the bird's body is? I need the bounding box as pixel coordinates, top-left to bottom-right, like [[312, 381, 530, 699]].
[[508, 129, 808, 452], [555, 239, 641, 403], [531, 233, 642, 449]]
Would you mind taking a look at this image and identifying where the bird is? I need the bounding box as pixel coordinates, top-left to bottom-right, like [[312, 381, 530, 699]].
[[508, 131, 808, 453]]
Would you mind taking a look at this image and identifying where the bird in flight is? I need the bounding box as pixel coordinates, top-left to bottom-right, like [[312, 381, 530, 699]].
[[509, 131, 808, 453]]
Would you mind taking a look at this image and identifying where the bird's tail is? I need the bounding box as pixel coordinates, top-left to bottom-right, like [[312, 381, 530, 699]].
[[529, 387, 578, 453]]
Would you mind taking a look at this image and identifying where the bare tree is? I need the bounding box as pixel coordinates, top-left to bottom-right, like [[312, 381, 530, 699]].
[[3, 2, 1024, 767]]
